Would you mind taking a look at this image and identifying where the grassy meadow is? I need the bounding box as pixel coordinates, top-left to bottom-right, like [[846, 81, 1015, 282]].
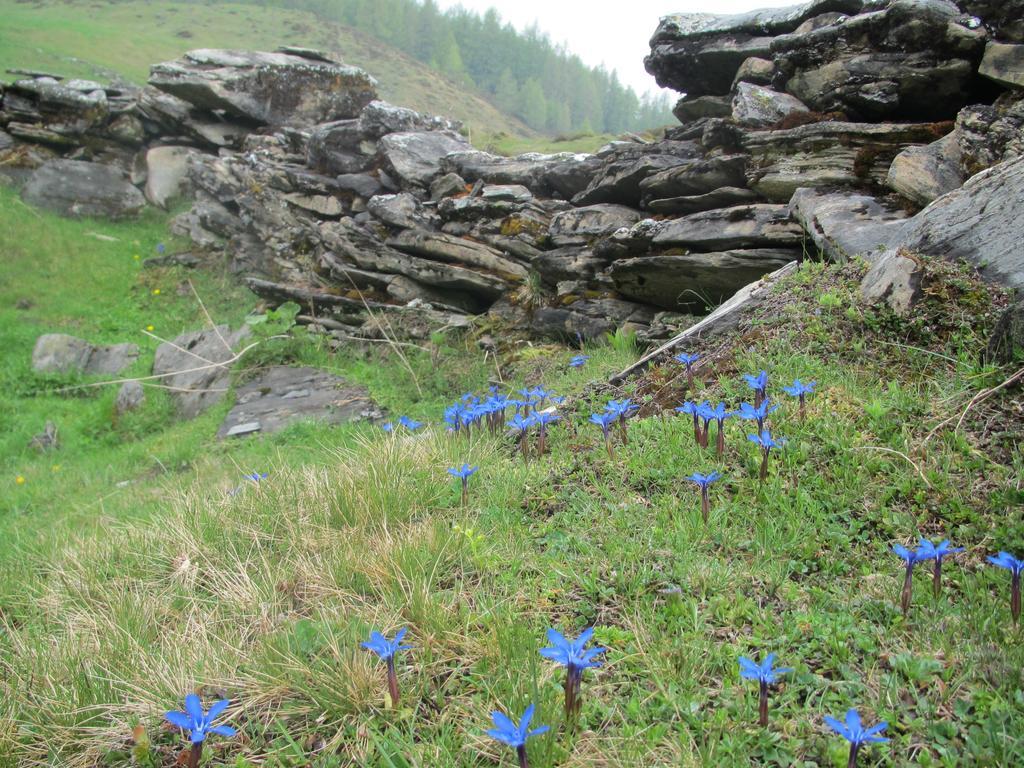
[[1, 174, 1024, 766]]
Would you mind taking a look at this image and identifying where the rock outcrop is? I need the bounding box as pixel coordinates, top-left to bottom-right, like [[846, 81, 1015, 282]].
[[4, 0, 1023, 346]]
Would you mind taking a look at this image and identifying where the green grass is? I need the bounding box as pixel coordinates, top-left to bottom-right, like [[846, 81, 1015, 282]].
[[0, 0, 531, 140], [2, 188, 1023, 767]]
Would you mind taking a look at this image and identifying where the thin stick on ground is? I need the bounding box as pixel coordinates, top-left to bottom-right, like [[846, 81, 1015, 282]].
[[188, 279, 231, 354]]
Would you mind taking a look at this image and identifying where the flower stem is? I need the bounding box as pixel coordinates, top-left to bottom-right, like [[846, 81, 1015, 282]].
[[715, 423, 725, 456], [618, 417, 629, 446], [387, 658, 400, 706], [519, 433, 529, 461], [461, 481, 468, 507], [700, 488, 710, 524], [685, 368, 693, 391], [691, 414, 700, 445], [1013, 572, 1021, 626], [798, 394, 806, 422], [758, 681, 768, 727], [759, 450, 769, 481], [187, 742, 203, 768], [932, 558, 942, 599], [901, 564, 914, 616], [517, 745, 530, 768], [754, 391, 763, 409], [564, 667, 582, 720], [605, 434, 615, 460], [538, 428, 548, 456], [846, 742, 860, 768]]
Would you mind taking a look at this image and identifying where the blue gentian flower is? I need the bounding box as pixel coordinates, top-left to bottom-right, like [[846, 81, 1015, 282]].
[[485, 708, 548, 753], [244, 471, 268, 483], [748, 430, 785, 482], [988, 551, 1024, 625], [398, 415, 424, 431], [695, 401, 715, 448], [676, 401, 701, 444], [362, 628, 412, 705], [739, 653, 792, 726], [675, 352, 700, 389], [540, 627, 606, 718], [534, 411, 560, 455], [569, 354, 590, 368], [917, 538, 964, 598], [382, 422, 395, 433], [743, 370, 769, 406], [605, 398, 638, 444], [156, 242, 166, 254], [509, 413, 535, 460], [165, 694, 236, 745], [687, 471, 722, 523], [737, 400, 779, 433], [824, 709, 888, 766], [893, 543, 926, 615], [782, 379, 816, 420], [590, 412, 618, 459], [448, 463, 479, 505]]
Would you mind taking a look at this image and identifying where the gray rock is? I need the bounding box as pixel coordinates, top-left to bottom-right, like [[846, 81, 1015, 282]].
[[283, 193, 344, 217], [149, 49, 378, 126], [22, 159, 146, 218], [115, 380, 145, 414], [860, 249, 922, 315], [386, 230, 528, 280], [638, 154, 747, 205], [610, 249, 797, 310], [442, 150, 599, 198], [306, 119, 373, 175], [956, 94, 1024, 175], [533, 247, 610, 287], [367, 192, 436, 229], [548, 204, 643, 246], [653, 204, 803, 251], [217, 366, 383, 438], [32, 333, 139, 376], [430, 172, 466, 200], [572, 141, 702, 207], [733, 57, 779, 87], [672, 95, 733, 123], [152, 325, 252, 419], [336, 172, 387, 199], [886, 133, 965, 206], [731, 83, 809, 128], [27, 421, 59, 453], [742, 121, 953, 202], [957, 0, 1024, 43], [4, 77, 108, 136], [773, 1, 986, 121], [378, 130, 470, 188], [895, 155, 1024, 288], [789, 188, 909, 261], [647, 186, 761, 215], [979, 42, 1024, 88], [358, 99, 462, 139], [480, 184, 533, 203], [144, 145, 200, 208]]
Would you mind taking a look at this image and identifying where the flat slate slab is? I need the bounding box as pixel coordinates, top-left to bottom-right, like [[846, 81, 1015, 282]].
[[218, 366, 384, 438]]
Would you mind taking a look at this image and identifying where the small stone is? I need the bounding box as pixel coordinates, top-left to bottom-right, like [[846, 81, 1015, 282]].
[[860, 250, 923, 315], [115, 380, 145, 415], [28, 421, 59, 453], [226, 421, 262, 437]]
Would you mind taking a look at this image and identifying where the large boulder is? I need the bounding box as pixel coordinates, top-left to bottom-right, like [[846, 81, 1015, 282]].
[[610, 249, 797, 310], [731, 83, 809, 128], [645, 0, 867, 96], [2, 77, 109, 138], [148, 49, 378, 126], [789, 188, 910, 261], [152, 324, 252, 419], [978, 42, 1024, 88], [742, 121, 954, 202], [652, 204, 804, 251], [896, 155, 1024, 288], [377, 130, 470, 189], [441, 150, 600, 198], [572, 140, 702, 207], [637, 154, 747, 205], [22, 159, 146, 218], [886, 133, 965, 206], [548, 204, 644, 246], [32, 334, 139, 376]]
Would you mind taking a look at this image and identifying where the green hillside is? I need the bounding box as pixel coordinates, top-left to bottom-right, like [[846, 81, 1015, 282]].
[[0, 0, 534, 141]]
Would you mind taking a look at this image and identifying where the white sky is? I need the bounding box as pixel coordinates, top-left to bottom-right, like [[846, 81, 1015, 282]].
[[433, 0, 781, 96]]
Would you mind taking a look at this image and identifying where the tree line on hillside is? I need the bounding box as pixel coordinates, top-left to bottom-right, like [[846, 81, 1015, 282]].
[[238, 0, 677, 134]]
